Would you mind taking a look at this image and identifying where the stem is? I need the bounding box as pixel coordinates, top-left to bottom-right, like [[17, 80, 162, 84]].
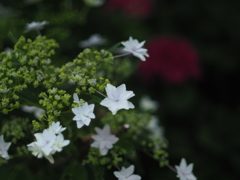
[[167, 164, 177, 173], [115, 164, 120, 171], [36, 29, 42, 36], [95, 90, 106, 97], [113, 53, 131, 58]]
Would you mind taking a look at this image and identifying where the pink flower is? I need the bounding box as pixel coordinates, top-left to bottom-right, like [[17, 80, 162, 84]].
[[106, 0, 152, 18], [138, 36, 200, 83]]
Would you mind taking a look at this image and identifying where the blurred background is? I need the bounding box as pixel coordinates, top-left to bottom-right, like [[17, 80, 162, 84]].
[[1, 0, 240, 179]]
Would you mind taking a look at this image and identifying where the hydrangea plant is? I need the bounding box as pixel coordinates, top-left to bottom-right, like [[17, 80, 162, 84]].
[[0, 4, 197, 179]]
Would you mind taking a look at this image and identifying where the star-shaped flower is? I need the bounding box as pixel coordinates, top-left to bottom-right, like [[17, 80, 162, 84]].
[[48, 121, 66, 135], [72, 102, 95, 128], [91, 124, 119, 155], [79, 34, 106, 48], [0, 135, 11, 159], [114, 165, 141, 180], [100, 84, 135, 115], [175, 158, 197, 180], [25, 21, 48, 32], [121, 37, 149, 61]]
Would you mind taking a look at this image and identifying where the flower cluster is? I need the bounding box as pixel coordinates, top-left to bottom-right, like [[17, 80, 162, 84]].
[[0, 30, 198, 180], [27, 122, 69, 163]]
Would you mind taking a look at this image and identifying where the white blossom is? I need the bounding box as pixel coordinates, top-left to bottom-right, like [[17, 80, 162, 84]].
[[73, 93, 84, 104], [100, 84, 135, 115], [0, 135, 11, 159], [175, 158, 197, 180], [91, 124, 118, 155], [121, 37, 149, 61], [25, 21, 48, 32], [72, 102, 95, 128], [147, 116, 164, 139], [53, 134, 70, 152], [22, 105, 45, 119], [79, 34, 106, 48], [34, 129, 57, 156], [48, 121, 66, 135], [139, 95, 159, 112], [27, 123, 69, 163], [114, 165, 141, 180]]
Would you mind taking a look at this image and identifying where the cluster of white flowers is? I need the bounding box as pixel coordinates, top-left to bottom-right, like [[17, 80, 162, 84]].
[[0, 135, 11, 159], [27, 122, 69, 163], [91, 124, 119, 155], [11, 27, 197, 180], [114, 165, 141, 180]]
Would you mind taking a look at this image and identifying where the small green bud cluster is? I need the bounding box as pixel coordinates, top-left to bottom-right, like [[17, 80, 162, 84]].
[[38, 88, 71, 126], [0, 36, 58, 114], [1, 117, 31, 143], [101, 110, 169, 166], [58, 49, 112, 94], [97, 58, 134, 84], [83, 146, 126, 169]]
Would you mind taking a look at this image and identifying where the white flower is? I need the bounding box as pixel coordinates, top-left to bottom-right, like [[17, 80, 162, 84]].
[[25, 21, 48, 32], [147, 116, 164, 139], [48, 121, 66, 135], [175, 158, 197, 180], [73, 93, 84, 104], [27, 123, 69, 163], [79, 34, 106, 48], [53, 134, 70, 152], [139, 95, 159, 112], [0, 135, 11, 159], [91, 124, 118, 155], [100, 84, 135, 115], [114, 165, 141, 180], [121, 37, 149, 61], [22, 105, 45, 119], [27, 141, 54, 163], [0, 89, 9, 93], [72, 102, 95, 128], [34, 129, 57, 156], [83, 0, 105, 7]]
